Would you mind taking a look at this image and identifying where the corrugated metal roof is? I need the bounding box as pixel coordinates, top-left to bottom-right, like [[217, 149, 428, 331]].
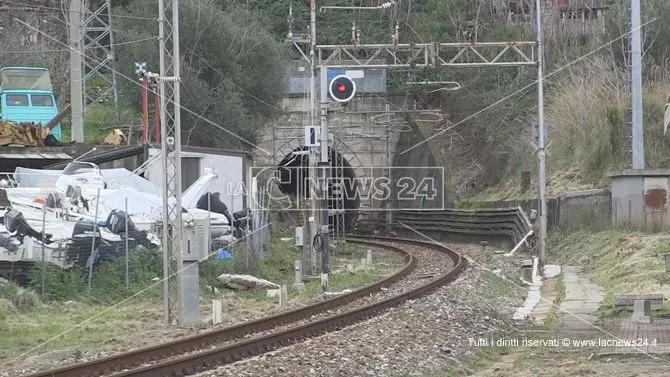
[[0, 152, 71, 159]]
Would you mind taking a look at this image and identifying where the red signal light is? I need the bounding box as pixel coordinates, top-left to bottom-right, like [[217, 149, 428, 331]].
[[328, 75, 356, 103]]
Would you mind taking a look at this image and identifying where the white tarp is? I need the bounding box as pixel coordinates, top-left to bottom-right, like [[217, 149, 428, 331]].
[[14, 167, 161, 197]]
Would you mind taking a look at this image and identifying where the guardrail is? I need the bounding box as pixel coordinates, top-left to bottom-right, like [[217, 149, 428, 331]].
[[356, 207, 535, 249]]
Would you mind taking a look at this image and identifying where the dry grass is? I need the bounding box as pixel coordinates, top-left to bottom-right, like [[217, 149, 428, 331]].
[[550, 229, 670, 315], [468, 58, 670, 201]]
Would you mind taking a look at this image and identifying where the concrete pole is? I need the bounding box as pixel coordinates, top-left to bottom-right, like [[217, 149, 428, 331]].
[[631, 0, 645, 169], [69, 0, 84, 142], [535, 0, 548, 266]]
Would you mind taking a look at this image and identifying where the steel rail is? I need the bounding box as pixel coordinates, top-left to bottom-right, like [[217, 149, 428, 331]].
[[19, 238, 415, 377], [103, 236, 466, 377]]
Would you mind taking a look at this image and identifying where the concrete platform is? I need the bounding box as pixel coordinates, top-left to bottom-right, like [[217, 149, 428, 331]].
[[557, 266, 603, 337]]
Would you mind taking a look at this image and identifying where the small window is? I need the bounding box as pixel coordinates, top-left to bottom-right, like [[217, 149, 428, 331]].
[[6, 94, 28, 106], [31, 94, 54, 107]]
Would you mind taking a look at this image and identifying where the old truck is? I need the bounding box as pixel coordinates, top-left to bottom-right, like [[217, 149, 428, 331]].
[[0, 66, 62, 141]]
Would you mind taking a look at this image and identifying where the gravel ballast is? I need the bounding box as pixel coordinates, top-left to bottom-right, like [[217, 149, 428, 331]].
[[193, 242, 528, 377]]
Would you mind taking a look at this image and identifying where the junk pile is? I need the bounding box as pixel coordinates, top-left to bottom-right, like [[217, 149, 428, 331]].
[[0, 161, 252, 273], [64, 210, 152, 267], [0, 120, 61, 147]]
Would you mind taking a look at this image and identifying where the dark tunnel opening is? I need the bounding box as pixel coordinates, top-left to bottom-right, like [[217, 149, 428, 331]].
[[276, 146, 360, 232]]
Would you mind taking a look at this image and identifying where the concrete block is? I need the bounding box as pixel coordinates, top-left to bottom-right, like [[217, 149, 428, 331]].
[[321, 273, 329, 291], [366, 249, 373, 264], [293, 282, 305, 291], [279, 285, 288, 308], [632, 299, 651, 323], [294, 260, 303, 284], [614, 293, 663, 310], [347, 264, 354, 273], [211, 299, 223, 325]]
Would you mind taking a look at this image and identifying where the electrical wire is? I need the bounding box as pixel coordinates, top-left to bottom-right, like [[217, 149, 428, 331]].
[[0, 0, 158, 20], [180, 45, 284, 113], [0, 37, 156, 55]]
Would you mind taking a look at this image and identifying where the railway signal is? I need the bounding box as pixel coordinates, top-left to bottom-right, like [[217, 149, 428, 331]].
[[328, 75, 356, 103]]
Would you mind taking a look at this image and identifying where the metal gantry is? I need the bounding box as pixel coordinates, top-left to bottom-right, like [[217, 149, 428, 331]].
[[291, 41, 537, 69], [82, 0, 121, 121], [158, 0, 184, 327], [69, 0, 121, 141], [288, 4, 548, 270]]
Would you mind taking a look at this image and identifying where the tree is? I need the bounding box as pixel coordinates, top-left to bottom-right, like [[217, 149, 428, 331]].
[[112, 0, 287, 149]]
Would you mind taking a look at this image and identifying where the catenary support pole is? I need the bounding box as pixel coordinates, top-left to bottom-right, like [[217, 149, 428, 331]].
[[631, 0, 645, 169], [69, 0, 84, 142], [307, 0, 319, 275], [535, 0, 548, 266], [319, 65, 330, 276]]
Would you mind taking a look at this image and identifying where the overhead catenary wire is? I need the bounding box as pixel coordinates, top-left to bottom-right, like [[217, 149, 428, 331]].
[[0, 36, 156, 54], [0, 0, 158, 20]]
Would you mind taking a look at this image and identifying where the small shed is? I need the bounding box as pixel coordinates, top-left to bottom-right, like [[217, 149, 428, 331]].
[[609, 169, 670, 231]]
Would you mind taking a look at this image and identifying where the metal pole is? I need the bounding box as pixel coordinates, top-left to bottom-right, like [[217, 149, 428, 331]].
[[141, 78, 149, 144], [385, 103, 392, 230], [158, 0, 170, 325], [307, 0, 319, 276], [41, 208, 46, 299], [631, 0, 645, 169], [106, 0, 121, 124], [154, 84, 161, 144], [88, 188, 101, 289], [69, 0, 84, 142], [535, 0, 548, 266], [125, 197, 129, 289], [319, 65, 330, 275], [159, 0, 184, 326]]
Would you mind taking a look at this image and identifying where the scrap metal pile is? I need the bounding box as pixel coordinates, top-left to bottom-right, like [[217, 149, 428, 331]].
[[0, 161, 250, 270]]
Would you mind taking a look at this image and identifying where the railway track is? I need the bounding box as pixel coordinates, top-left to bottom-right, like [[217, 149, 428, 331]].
[[359, 207, 534, 246], [18, 236, 466, 377]]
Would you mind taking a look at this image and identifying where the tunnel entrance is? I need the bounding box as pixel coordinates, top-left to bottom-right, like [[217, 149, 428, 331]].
[[276, 146, 360, 233]]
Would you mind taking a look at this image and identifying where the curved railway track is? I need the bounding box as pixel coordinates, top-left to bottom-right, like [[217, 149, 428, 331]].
[[17, 236, 466, 377]]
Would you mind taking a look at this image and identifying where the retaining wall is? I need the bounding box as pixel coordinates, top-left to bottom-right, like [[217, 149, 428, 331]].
[[461, 188, 611, 230]]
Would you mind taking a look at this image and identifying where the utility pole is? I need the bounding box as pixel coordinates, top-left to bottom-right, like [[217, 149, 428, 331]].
[[158, 0, 184, 327], [535, 0, 548, 266], [319, 64, 330, 276], [631, 0, 645, 169], [385, 103, 392, 231], [69, 0, 84, 142], [307, 0, 319, 276], [70, 0, 122, 142]]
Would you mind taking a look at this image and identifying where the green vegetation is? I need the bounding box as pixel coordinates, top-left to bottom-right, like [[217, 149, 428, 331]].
[[0, 233, 403, 364], [542, 272, 565, 327], [549, 229, 670, 318]]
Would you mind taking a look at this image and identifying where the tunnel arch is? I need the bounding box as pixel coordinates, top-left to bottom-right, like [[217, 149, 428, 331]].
[[275, 145, 361, 232]]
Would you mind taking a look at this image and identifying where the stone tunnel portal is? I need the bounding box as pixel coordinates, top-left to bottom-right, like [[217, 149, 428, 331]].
[[276, 146, 360, 232]]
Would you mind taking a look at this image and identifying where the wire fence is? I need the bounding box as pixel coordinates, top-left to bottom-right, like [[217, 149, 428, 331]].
[[0, 170, 273, 300]]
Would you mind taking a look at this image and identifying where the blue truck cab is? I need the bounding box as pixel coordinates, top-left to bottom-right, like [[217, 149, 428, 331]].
[[0, 67, 62, 141]]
